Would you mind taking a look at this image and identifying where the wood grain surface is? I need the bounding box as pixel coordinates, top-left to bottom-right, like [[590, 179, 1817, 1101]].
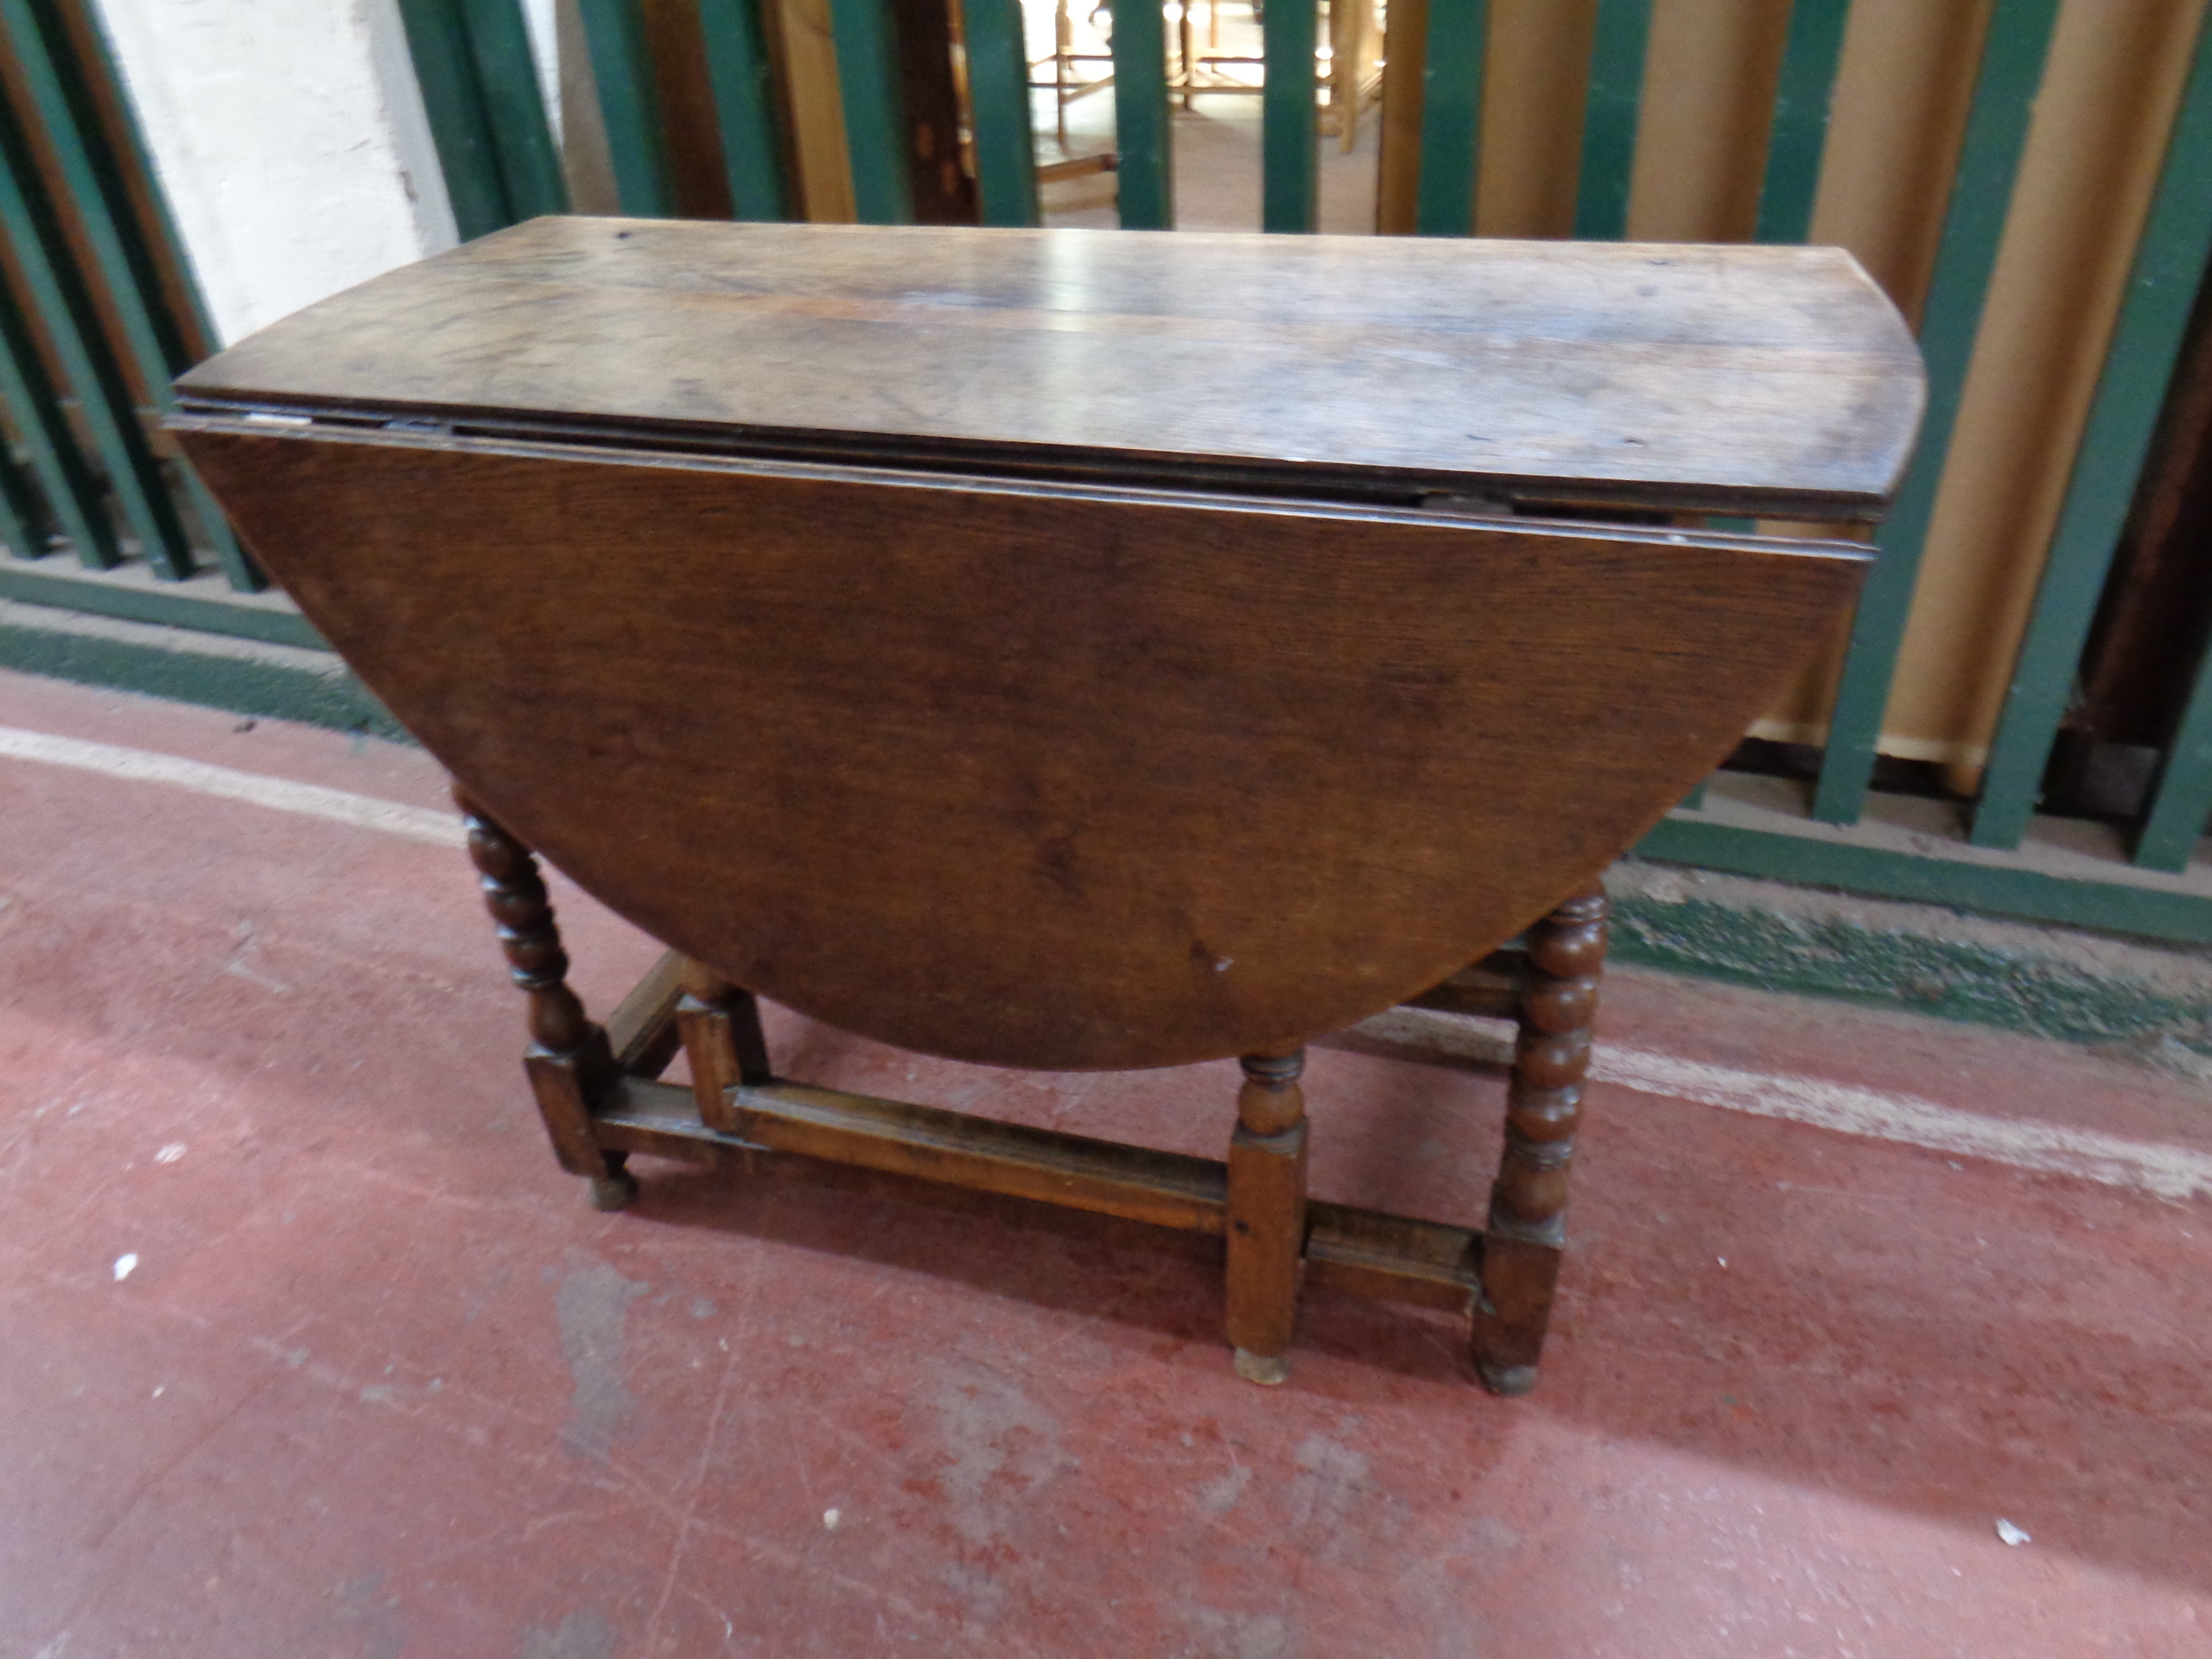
[[174, 216, 1924, 520], [176, 420, 1870, 1070]]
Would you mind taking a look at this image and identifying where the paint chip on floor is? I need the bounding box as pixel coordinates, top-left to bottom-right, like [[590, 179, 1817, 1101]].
[[1996, 1519, 2031, 1546], [112, 1253, 137, 1281]]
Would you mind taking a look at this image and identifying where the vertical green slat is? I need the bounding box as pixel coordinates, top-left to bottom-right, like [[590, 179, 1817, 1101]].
[[1753, 0, 1851, 244], [36, 1, 195, 369], [698, 0, 791, 220], [577, 0, 679, 217], [3, 0, 258, 589], [1970, 12, 2212, 852], [1572, 0, 1652, 240], [2136, 649, 2212, 871], [1110, 0, 1172, 228], [0, 285, 108, 563], [1809, 0, 2062, 826], [458, 0, 568, 219], [55, 0, 261, 587], [827, 0, 911, 223], [396, 0, 514, 239], [0, 81, 190, 577], [1413, 0, 1486, 237], [964, 0, 1037, 226], [1262, 0, 1318, 232]]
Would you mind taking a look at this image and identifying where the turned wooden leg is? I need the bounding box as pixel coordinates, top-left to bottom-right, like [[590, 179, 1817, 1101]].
[[1225, 1047, 1309, 1386], [676, 956, 772, 1133], [455, 785, 633, 1211], [1473, 883, 1607, 1395]]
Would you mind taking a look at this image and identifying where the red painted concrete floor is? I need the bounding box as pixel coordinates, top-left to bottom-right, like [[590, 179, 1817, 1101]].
[[3, 664, 2210, 1658]]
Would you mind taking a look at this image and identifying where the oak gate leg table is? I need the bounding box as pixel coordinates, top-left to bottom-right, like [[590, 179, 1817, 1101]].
[[173, 220, 1924, 1392]]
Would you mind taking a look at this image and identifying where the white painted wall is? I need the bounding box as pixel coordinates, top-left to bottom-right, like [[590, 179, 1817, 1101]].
[[94, 0, 498, 346]]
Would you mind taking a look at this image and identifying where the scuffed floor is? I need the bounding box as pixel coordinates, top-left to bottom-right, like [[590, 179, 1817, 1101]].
[[1, 664, 2208, 1658]]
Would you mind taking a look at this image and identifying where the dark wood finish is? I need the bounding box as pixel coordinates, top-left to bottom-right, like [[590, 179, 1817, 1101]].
[[176, 425, 1868, 1071], [1403, 951, 1523, 1020], [1304, 1200, 1478, 1313], [611, 1075, 1231, 1232], [604, 947, 687, 1077], [1224, 1048, 1309, 1385], [174, 217, 1924, 519], [891, 0, 978, 223], [454, 786, 634, 1209], [639, 0, 740, 220], [173, 220, 1922, 1389], [2070, 276, 2212, 759], [1472, 883, 1607, 1394], [594, 1072, 1484, 1310], [675, 957, 771, 1133]]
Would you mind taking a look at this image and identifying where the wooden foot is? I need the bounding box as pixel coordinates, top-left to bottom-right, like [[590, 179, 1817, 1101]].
[[588, 1152, 639, 1210], [675, 957, 772, 1133], [1473, 883, 1607, 1395], [456, 786, 624, 1189], [1224, 1048, 1308, 1382]]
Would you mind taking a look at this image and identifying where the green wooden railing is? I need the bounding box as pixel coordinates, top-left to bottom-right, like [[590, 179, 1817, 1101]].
[[392, 0, 2212, 924], [0, 0, 247, 588], [7, 0, 2212, 938]]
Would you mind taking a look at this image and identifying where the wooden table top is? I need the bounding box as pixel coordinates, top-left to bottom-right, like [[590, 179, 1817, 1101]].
[[178, 217, 1924, 520]]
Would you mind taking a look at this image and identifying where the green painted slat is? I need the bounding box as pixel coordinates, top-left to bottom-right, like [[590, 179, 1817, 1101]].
[[1110, 0, 1172, 229], [1262, 0, 1318, 232], [1753, 0, 1851, 244], [0, 284, 110, 565], [0, 602, 401, 740], [964, 0, 1037, 226], [827, 0, 911, 223], [1972, 14, 2212, 853], [698, 0, 790, 220], [577, 0, 679, 217], [1810, 0, 2062, 826], [1636, 814, 2212, 947], [1413, 0, 1486, 237], [34, 1, 195, 370], [1, 0, 258, 591], [396, 0, 513, 239], [0, 556, 327, 650], [1571, 0, 1652, 240], [2137, 648, 2212, 871], [458, 0, 568, 219], [0, 79, 191, 579], [54, 2, 260, 590]]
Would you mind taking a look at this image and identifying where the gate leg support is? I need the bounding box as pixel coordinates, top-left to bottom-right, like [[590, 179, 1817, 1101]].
[[676, 958, 773, 1133], [1225, 1047, 1308, 1385], [455, 785, 630, 1210], [1473, 883, 1607, 1394]]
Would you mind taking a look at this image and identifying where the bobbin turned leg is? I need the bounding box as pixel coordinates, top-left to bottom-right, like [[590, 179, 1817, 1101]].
[[1473, 883, 1607, 1394], [676, 957, 773, 1133], [1225, 1048, 1309, 1385], [455, 786, 632, 1210]]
